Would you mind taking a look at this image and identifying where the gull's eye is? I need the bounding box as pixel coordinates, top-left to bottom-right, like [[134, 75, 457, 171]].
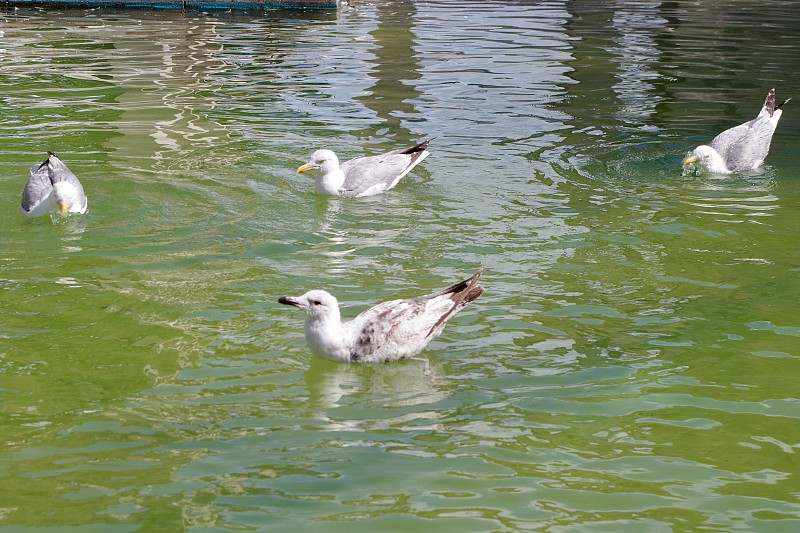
[[311, 300, 322, 306]]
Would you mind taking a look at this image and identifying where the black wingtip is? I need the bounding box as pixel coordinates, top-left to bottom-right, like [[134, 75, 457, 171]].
[[38, 152, 54, 171], [425, 268, 485, 338], [400, 139, 432, 155]]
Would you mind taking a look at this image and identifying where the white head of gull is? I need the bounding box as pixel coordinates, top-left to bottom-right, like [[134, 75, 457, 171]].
[[683, 88, 790, 174], [279, 269, 484, 363], [21, 152, 88, 218], [296, 139, 430, 198]]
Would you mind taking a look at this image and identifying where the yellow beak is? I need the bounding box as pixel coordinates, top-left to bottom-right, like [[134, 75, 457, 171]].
[[682, 155, 698, 166], [58, 200, 69, 215], [296, 163, 316, 174]]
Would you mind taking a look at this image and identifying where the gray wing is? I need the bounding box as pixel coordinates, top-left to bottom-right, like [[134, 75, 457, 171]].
[[346, 298, 438, 362], [20, 161, 54, 216], [345, 269, 483, 362], [709, 116, 776, 172], [339, 153, 412, 197]]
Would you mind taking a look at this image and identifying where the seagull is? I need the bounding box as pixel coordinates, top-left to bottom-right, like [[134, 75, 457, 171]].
[[296, 139, 430, 197], [20, 152, 87, 217], [278, 269, 484, 363], [683, 88, 790, 174]]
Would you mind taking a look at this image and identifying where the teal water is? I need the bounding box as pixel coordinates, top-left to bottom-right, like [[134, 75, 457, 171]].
[[2, 1, 800, 531]]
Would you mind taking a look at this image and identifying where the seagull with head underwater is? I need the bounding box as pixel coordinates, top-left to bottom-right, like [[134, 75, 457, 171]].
[[278, 269, 484, 363], [21, 151, 87, 217], [296, 139, 430, 197], [683, 88, 790, 174]]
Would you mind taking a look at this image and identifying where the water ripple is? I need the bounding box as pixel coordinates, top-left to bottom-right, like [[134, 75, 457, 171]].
[[2, 2, 800, 531]]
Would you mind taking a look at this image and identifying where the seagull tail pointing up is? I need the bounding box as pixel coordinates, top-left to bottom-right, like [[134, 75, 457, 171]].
[[38, 151, 56, 174], [398, 139, 431, 156], [392, 139, 431, 183], [763, 88, 777, 116], [426, 268, 484, 338], [764, 88, 791, 117]]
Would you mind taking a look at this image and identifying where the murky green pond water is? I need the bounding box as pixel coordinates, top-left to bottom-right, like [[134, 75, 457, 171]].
[[2, 1, 800, 531]]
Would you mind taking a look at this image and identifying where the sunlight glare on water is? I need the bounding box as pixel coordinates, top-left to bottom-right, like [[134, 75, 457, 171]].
[[1, 1, 800, 531]]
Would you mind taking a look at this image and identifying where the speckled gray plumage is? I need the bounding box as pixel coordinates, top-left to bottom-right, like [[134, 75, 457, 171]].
[[279, 269, 484, 363]]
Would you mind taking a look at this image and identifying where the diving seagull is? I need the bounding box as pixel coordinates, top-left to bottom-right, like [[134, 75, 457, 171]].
[[296, 139, 430, 197], [278, 269, 484, 363], [683, 88, 790, 174], [21, 152, 87, 217]]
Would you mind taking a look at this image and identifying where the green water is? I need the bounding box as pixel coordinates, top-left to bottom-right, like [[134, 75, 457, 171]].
[[2, 1, 800, 531]]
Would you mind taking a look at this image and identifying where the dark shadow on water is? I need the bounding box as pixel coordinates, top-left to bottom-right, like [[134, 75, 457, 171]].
[[349, 0, 425, 151]]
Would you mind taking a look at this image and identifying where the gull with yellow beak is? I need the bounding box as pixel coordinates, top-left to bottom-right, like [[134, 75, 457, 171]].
[[683, 88, 789, 174], [21, 152, 87, 218], [296, 140, 430, 197]]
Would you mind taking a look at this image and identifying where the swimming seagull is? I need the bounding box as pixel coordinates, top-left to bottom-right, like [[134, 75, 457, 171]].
[[683, 88, 790, 174], [21, 152, 87, 217], [278, 269, 484, 363], [296, 139, 430, 197]]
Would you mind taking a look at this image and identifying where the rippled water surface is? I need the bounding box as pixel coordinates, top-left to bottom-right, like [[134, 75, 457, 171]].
[[2, 1, 800, 530]]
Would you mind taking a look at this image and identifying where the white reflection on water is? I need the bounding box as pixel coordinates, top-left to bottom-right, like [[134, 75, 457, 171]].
[[306, 356, 445, 407]]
